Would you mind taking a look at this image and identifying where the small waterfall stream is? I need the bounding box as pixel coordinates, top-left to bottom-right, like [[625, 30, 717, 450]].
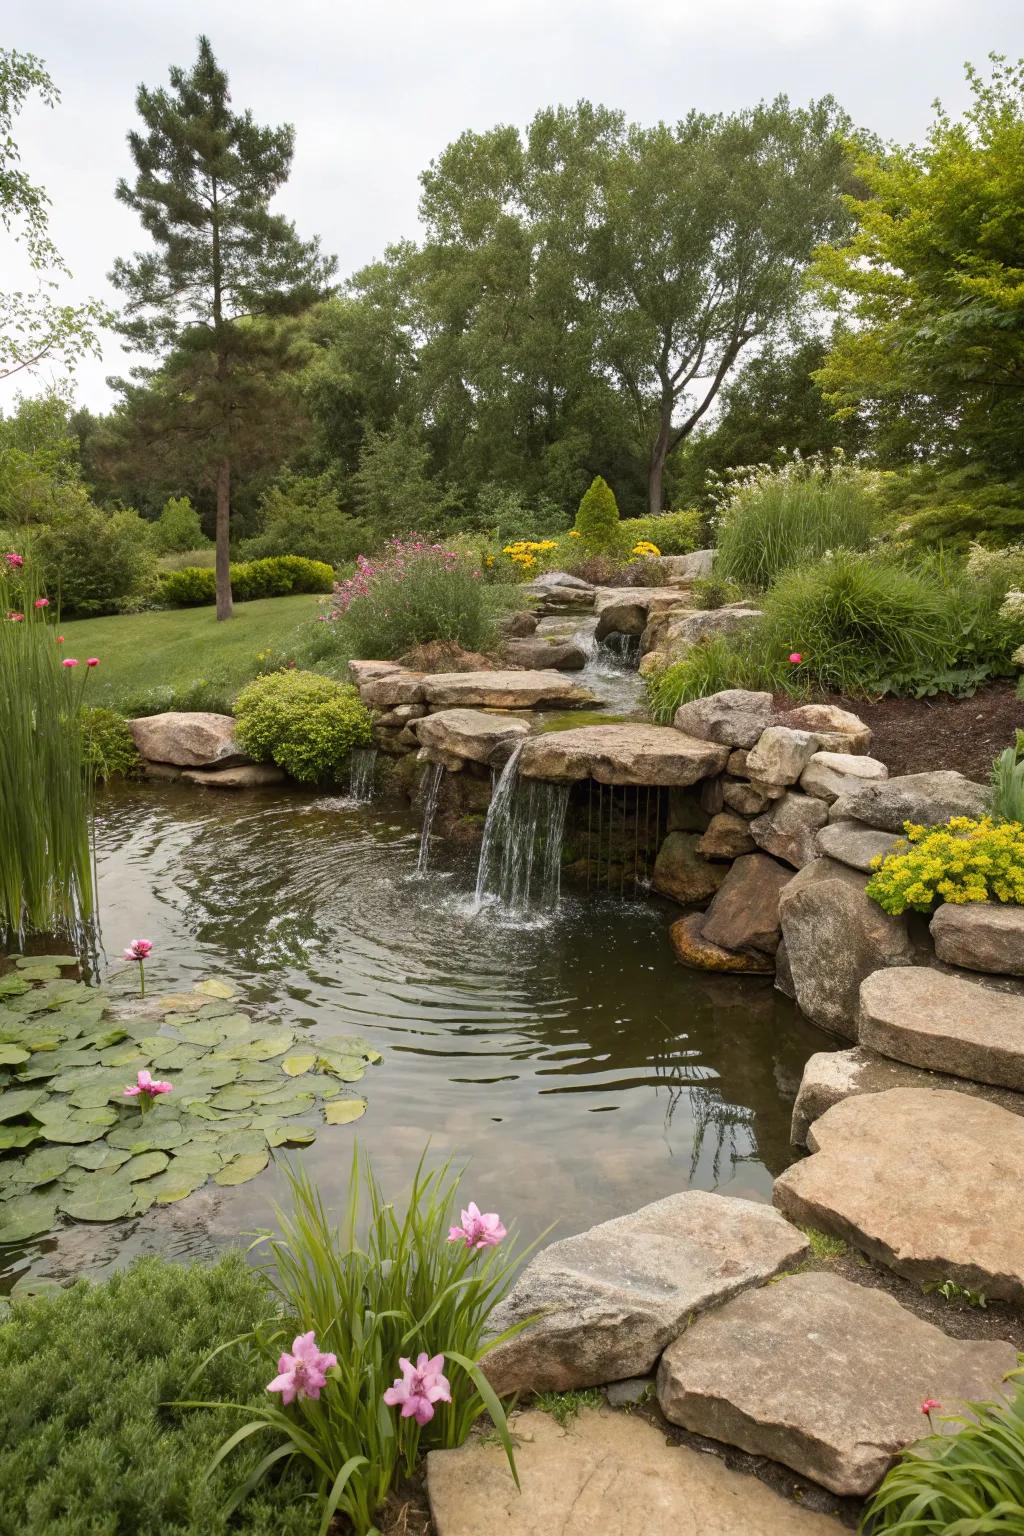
[[416, 761, 446, 874], [473, 743, 570, 915], [347, 747, 378, 803]]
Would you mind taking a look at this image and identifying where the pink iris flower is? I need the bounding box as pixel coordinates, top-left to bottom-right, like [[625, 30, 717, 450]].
[[34, 597, 49, 609], [788, 652, 803, 664], [266, 1331, 338, 1405], [86, 657, 100, 668], [5, 551, 24, 568], [123, 939, 153, 960], [124, 1069, 173, 1099], [448, 1200, 507, 1250], [383, 1352, 452, 1426], [62, 657, 79, 668], [7, 611, 24, 622]]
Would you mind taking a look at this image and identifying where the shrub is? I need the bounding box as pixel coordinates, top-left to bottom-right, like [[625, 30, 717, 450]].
[[689, 575, 744, 609], [878, 465, 1024, 551], [646, 634, 774, 721], [992, 730, 1024, 824], [150, 495, 206, 554], [234, 669, 372, 784], [239, 473, 368, 569], [33, 498, 158, 617], [80, 706, 141, 782], [714, 454, 878, 591], [574, 475, 621, 554], [160, 556, 334, 608], [866, 817, 1024, 915], [627, 509, 702, 555], [0, 1254, 311, 1536]]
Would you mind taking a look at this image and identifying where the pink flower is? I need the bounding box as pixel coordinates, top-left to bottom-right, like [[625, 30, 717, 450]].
[[267, 1331, 338, 1405], [86, 657, 99, 668], [62, 657, 78, 668], [383, 1352, 452, 1426], [34, 597, 49, 609], [123, 939, 153, 960], [7, 611, 23, 622], [5, 551, 24, 568], [788, 652, 803, 665], [56, 635, 64, 644], [921, 1398, 942, 1416], [448, 1200, 507, 1250], [123, 1069, 173, 1098]]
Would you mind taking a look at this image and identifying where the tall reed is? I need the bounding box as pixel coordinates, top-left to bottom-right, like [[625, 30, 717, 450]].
[[0, 554, 95, 944]]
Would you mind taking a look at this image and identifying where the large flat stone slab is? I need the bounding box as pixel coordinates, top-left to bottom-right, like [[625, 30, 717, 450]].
[[411, 709, 531, 767], [773, 1087, 1024, 1301], [482, 1191, 808, 1393], [421, 670, 596, 711], [428, 1408, 839, 1536], [859, 967, 1024, 1090], [518, 724, 729, 786], [830, 770, 989, 832], [129, 711, 247, 768], [790, 1045, 1024, 1146], [657, 1271, 1017, 1497], [815, 820, 902, 873], [931, 903, 1024, 977]]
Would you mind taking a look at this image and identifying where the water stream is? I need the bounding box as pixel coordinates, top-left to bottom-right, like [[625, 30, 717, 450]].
[[347, 747, 379, 803], [415, 761, 446, 874]]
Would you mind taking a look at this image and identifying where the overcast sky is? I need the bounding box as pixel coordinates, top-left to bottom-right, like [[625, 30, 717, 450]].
[[4, 0, 1024, 412]]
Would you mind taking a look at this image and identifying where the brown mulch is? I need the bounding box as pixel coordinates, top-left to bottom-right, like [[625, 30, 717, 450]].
[[775, 680, 1022, 780]]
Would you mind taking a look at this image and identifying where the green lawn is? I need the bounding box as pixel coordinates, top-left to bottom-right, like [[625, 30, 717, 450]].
[[61, 593, 332, 714]]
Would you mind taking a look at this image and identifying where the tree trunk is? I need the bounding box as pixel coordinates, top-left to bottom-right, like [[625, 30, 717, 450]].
[[647, 392, 674, 516], [215, 458, 233, 621]]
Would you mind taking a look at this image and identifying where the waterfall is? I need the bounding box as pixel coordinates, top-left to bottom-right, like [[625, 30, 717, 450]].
[[347, 748, 378, 803], [473, 743, 569, 915], [600, 630, 641, 668], [416, 761, 445, 874]]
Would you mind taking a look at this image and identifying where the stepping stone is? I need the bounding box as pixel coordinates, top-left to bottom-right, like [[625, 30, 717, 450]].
[[482, 1191, 808, 1394], [773, 1087, 1024, 1301], [931, 903, 1024, 978], [427, 1408, 840, 1536], [657, 1271, 1017, 1497], [790, 1045, 1024, 1146], [518, 724, 729, 786], [859, 967, 1024, 1091], [421, 670, 597, 711]]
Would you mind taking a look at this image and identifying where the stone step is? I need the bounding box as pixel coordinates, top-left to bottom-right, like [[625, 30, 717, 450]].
[[517, 723, 729, 786], [656, 1271, 1016, 1497], [773, 1087, 1024, 1302], [931, 902, 1024, 978], [421, 670, 598, 711], [790, 1044, 1024, 1147], [428, 1407, 841, 1536], [859, 967, 1024, 1091]]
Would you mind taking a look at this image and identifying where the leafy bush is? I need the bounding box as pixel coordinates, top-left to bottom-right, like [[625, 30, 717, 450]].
[[574, 475, 621, 554], [878, 465, 1024, 552], [239, 473, 369, 568], [0, 1254, 312, 1536], [234, 669, 372, 784], [866, 817, 1024, 915], [861, 1368, 1024, 1534], [992, 730, 1024, 824], [627, 509, 702, 555], [150, 496, 206, 554], [689, 575, 744, 610], [160, 556, 334, 608], [714, 455, 878, 591], [33, 498, 158, 617], [80, 706, 141, 782]]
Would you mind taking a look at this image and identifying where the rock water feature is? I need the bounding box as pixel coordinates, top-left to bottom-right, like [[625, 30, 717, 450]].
[[347, 746, 378, 803], [473, 744, 570, 914], [415, 760, 446, 874]]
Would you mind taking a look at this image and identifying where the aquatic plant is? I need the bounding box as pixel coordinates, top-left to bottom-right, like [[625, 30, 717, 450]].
[[122, 937, 153, 997]]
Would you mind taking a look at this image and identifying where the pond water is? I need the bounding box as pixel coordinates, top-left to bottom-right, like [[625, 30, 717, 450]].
[[2, 780, 830, 1290]]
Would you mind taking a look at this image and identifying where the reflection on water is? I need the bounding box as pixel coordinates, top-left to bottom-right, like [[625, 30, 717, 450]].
[[3, 782, 830, 1287]]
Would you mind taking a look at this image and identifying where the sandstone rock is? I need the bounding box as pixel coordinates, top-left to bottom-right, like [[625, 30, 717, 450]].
[[745, 726, 821, 786], [657, 1271, 1017, 1497], [427, 1408, 838, 1536], [524, 572, 596, 611], [483, 1191, 808, 1394], [671, 689, 775, 750], [777, 857, 918, 1039], [347, 659, 402, 686], [653, 833, 726, 905], [411, 710, 531, 768], [499, 610, 540, 638], [594, 587, 681, 640], [501, 637, 586, 671], [782, 704, 872, 755], [361, 671, 426, 708], [701, 853, 793, 957], [931, 903, 1024, 978], [660, 606, 763, 653], [421, 671, 596, 711], [129, 711, 247, 769], [663, 548, 715, 584], [815, 820, 903, 874], [773, 1087, 1024, 1301], [669, 913, 774, 975], [750, 793, 828, 870], [727, 748, 749, 775], [831, 770, 990, 833], [181, 764, 286, 788], [697, 811, 755, 861], [859, 966, 1024, 1090], [376, 703, 428, 728], [518, 724, 729, 786], [790, 1045, 1024, 1147], [800, 752, 889, 804], [723, 778, 776, 816], [529, 570, 593, 590]]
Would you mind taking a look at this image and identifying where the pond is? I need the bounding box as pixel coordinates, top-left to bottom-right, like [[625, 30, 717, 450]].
[[1, 779, 830, 1291]]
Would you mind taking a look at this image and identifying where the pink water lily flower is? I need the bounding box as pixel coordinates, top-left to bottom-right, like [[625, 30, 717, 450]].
[[448, 1200, 507, 1250], [123, 939, 153, 960], [123, 1069, 173, 1098], [383, 1352, 451, 1426], [267, 1331, 337, 1405], [921, 1398, 942, 1416]]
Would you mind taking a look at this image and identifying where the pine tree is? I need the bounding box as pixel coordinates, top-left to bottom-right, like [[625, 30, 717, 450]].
[[574, 475, 621, 553], [110, 36, 335, 618]]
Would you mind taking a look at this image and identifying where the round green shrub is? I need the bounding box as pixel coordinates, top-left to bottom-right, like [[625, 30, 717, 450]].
[[80, 706, 141, 782], [160, 556, 334, 608], [150, 496, 206, 554], [33, 499, 158, 618], [626, 509, 702, 555], [574, 475, 622, 554], [234, 669, 373, 784]]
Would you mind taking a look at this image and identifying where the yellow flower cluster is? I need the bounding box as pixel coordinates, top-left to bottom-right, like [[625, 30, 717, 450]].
[[631, 540, 661, 558], [502, 539, 560, 571], [865, 816, 1024, 915], [568, 529, 581, 538]]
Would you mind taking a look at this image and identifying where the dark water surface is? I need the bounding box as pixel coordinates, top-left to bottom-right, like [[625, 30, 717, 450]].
[[4, 781, 830, 1286]]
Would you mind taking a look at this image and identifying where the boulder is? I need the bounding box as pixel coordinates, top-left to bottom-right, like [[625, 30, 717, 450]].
[[672, 689, 775, 750], [498, 610, 540, 638], [653, 833, 726, 905], [815, 820, 903, 874], [129, 711, 247, 769], [777, 857, 918, 1039], [376, 703, 427, 728], [745, 726, 821, 786], [411, 710, 531, 768], [524, 572, 596, 611], [663, 548, 715, 584], [700, 853, 793, 957], [181, 764, 285, 789], [361, 671, 426, 708], [931, 903, 1024, 978], [482, 1191, 808, 1394], [501, 637, 586, 671], [782, 704, 872, 755], [722, 778, 777, 816], [790, 1045, 1024, 1147], [750, 793, 829, 870], [421, 671, 596, 711], [697, 811, 755, 861], [800, 752, 889, 804], [594, 587, 681, 640], [859, 966, 1024, 1090], [774, 937, 796, 997], [830, 770, 990, 833], [140, 761, 182, 782], [773, 1087, 1024, 1301], [669, 913, 774, 975], [427, 1407, 839, 1536], [659, 607, 763, 653], [726, 748, 749, 775], [657, 1271, 1017, 1498], [518, 724, 729, 786], [346, 659, 402, 686], [529, 570, 593, 591]]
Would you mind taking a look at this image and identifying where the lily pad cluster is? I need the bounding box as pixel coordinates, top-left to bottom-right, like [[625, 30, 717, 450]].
[[0, 956, 380, 1246]]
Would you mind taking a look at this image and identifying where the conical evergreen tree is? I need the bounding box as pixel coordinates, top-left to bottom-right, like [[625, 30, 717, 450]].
[[110, 36, 335, 618]]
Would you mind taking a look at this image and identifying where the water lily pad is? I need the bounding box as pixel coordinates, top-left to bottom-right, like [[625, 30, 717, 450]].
[[149, 1041, 205, 1070], [60, 1180, 139, 1222], [0, 1123, 40, 1149], [173, 1020, 229, 1047], [99, 1044, 149, 1068], [216, 1128, 267, 1160], [213, 1030, 295, 1063], [317, 1051, 368, 1082], [214, 1149, 270, 1186], [209, 1087, 254, 1111], [212, 1014, 255, 1038], [281, 1051, 316, 1077], [10, 1274, 62, 1298], [323, 1098, 367, 1126], [9, 1145, 71, 1187], [120, 1150, 170, 1182], [0, 1087, 45, 1122], [195, 978, 236, 1000], [323, 1034, 383, 1065], [145, 1162, 208, 1204], [106, 1118, 190, 1153], [265, 1123, 316, 1148], [158, 992, 210, 1014], [0, 1045, 30, 1065], [0, 1192, 56, 1243], [0, 976, 31, 998], [40, 1119, 111, 1145], [257, 1092, 315, 1118], [70, 1143, 131, 1171], [69, 1080, 120, 1110]]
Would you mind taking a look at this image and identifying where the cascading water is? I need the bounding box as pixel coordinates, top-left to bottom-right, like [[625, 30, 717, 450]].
[[347, 747, 378, 804], [415, 761, 445, 874], [473, 743, 570, 915]]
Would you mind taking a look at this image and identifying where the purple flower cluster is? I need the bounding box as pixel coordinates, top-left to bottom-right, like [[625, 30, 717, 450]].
[[328, 537, 462, 618]]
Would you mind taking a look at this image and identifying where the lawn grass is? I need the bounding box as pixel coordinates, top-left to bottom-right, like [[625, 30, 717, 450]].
[[60, 593, 332, 714]]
